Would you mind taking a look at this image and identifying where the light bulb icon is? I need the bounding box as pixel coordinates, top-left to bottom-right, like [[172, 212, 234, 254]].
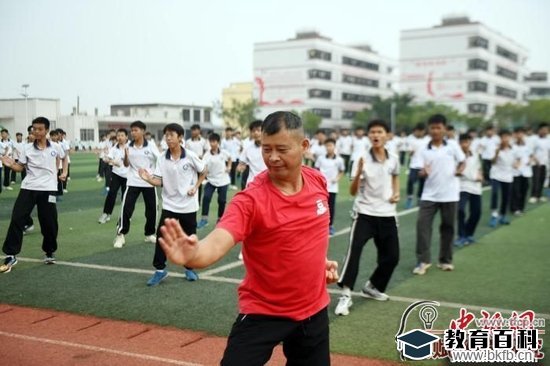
[[419, 305, 438, 329]]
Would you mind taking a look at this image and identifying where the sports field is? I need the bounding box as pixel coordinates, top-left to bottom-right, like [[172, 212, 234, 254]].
[[0, 152, 548, 364]]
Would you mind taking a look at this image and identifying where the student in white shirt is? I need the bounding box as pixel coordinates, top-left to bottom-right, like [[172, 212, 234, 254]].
[[1, 129, 14, 190], [405, 123, 429, 209], [456, 134, 483, 247], [185, 124, 209, 201], [307, 130, 327, 164], [413, 114, 465, 275], [336, 129, 352, 173], [98, 129, 129, 224], [350, 126, 369, 172], [0, 117, 68, 273], [139, 123, 207, 285], [397, 130, 408, 166], [488, 130, 520, 227], [315, 138, 345, 236], [529, 122, 549, 203], [198, 133, 231, 229], [478, 126, 501, 186], [58, 130, 71, 192], [237, 120, 267, 187], [221, 127, 241, 190], [11, 133, 25, 183], [511, 127, 533, 215], [113, 121, 160, 249], [48, 130, 64, 199], [336, 120, 400, 316]]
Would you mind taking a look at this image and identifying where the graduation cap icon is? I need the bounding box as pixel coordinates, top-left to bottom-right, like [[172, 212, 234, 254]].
[[397, 329, 439, 360]]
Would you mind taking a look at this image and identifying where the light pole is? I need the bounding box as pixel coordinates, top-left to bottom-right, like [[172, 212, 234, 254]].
[[390, 102, 396, 133], [21, 84, 30, 124]]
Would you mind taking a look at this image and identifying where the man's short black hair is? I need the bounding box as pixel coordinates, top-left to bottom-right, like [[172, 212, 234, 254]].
[[467, 128, 477, 135], [367, 119, 390, 133], [315, 129, 325, 135], [499, 129, 511, 137], [413, 123, 425, 131], [249, 119, 263, 131], [108, 129, 116, 133], [117, 128, 128, 136], [32, 117, 50, 130], [428, 114, 447, 126], [354, 126, 365, 131], [538, 122, 549, 130], [485, 125, 495, 131], [56, 129, 65, 135], [0, 129, 8, 134], [447, 125, 455, 131], [16, 132, 23, 137], [225, 126, 233, 132], [49, 130, 59, 136], [130, 120, 146, 130], [459, 133, 471, 142], [262, 112, 302, 136], [190, 124, 201, 131], [145, 131, 152, 136], [325, 138, 336, 145], [27, 125, 33, 133], [514, 126, 526, 133], [163, 123, 185, 137], [208, 133, 221, 142]]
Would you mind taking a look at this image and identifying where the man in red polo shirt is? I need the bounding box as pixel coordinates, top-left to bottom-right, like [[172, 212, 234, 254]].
[[159, 111, 338, 365]]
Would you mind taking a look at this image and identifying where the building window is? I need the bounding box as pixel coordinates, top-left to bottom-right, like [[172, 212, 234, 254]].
[[468, 81, 488, 92], [496, 46, 518, 63], [80, 128, 94, 141], [496, 66, 517, 81], [310, 108, 332, 118], [496, 86, 517, 99], [182, 109, 190, 122], [308, 69, 332, 80], [342, 56, 379, 71], [468, 58, 488, 71], [468, 103, 488, 114], [164, 111, 168, 118], [342, 92, 376, 104], [342, 110, 357, 120], [468, 36, 489, 49], [193, 110, 201, 122], [342, 74, 379, 88], [204, 109, 211, 123], [308, 49, 332, 61], [308, 89, 332, 99], [530, 87, 550, 97], [387, 82, 392, 89]]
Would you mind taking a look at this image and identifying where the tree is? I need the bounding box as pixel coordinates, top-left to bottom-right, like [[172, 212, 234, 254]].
[[353, 93, 415, 130], [216, 99, 259, 131], [300, 110, 322, 136]]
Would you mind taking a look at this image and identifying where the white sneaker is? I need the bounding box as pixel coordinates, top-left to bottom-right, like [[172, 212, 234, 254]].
[[335, 295, 353, 316], [361, 281, 389, 301], [23, 225, 35, 235], [230, 185, 238, 191], [437, 263, 455, 271], [412, 262, 432, 275], [540, 197, 548, 203], [238, 251, 243, 261], [63, 189, 68, 193], [144, 234, 157, 243], [113, 234, 125, 248], [98, 213, 111, 224], [528, 197, 538, 204], [96, 177, 103, 182], [5, 186, 13, 191]]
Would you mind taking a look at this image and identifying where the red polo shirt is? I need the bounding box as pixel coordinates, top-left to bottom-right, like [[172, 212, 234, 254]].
[[217, 166, 331, 321]]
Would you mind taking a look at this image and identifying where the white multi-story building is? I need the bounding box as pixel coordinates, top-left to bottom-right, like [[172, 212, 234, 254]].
[[254, 30, 397, 128], [525, 72, 550, 100], [400, 16, 529, 117], [0, 98, 60, 136]]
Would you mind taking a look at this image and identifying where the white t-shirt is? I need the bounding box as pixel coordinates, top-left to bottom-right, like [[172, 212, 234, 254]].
[[533, 136, 549, 167], [107, 144, 129, 178], [19, 141, 66, 191], [513, 144, 533, 178], [479, 135, 501, 160], [460, 152, 482, 195], [0, 141, 8, 167], [385, 138, 399, 157], [185, 137, 209, 159], [12, 141, 24, 161], [336, 135, 352, 155], [351, 150, 400, 217], [239, 142, 267, 186], [408, 135, 430, 169], [351, 136, 369, 162], [221, 137, 242, 161], [417, 141, 466, 202], [490, 146, 518, 183], [203, 149, 231, 187], [153, 149, 205, 214], [309, 143, 327, 161], [315, 154, 345, 193], [126, 140, 160, 187]]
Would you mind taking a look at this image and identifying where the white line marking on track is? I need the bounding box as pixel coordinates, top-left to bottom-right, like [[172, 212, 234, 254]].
[[0, 330, 204, 366], [17, 257, 549, 320]]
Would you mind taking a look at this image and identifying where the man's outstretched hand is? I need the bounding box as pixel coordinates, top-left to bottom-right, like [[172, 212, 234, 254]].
[[159, 218, 199, 266], [325, 260, 339, 284]]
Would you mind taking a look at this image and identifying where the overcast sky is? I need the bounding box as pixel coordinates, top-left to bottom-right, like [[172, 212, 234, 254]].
[[1, 0, 549, 116]]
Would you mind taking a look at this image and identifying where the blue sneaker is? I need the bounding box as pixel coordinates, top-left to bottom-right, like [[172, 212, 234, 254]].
[[499, 216, 510, 225], [147, 270, 168, 286], [489, 216, 498, 228], [197, 219, 208, 229], [454, 237, 466, 247], [465, 236, 476, 245], [405, 197, 413, 209], [185, 269, 199, 281], [329, 226, 335, 236]]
